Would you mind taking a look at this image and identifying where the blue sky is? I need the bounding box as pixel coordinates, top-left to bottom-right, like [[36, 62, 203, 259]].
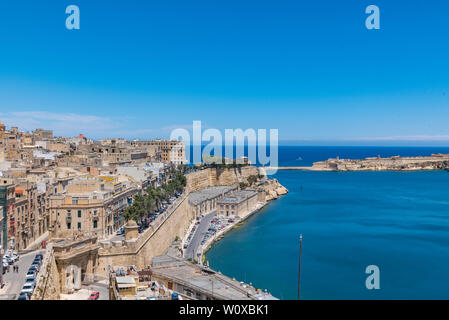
[[1, 0, 449, 145]]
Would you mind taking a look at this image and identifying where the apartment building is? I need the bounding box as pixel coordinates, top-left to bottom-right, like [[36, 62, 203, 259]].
[[139, 140, 186, 164], [0, 180, 15, 251], [49, 177, 139, 239], [11, 182, 50, 250]]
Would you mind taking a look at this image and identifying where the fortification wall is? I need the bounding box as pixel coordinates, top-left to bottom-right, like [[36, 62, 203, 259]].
[[97, 166, 266, 275], [32, 246, 61, 300], [97, 194, 194, 274], [187, 166, 261, 192]]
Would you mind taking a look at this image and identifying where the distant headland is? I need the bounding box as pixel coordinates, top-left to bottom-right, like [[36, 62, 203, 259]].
[[264, 153, 449, 172]]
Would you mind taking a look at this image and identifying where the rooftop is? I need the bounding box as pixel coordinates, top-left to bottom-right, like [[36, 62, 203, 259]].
[[150, 255, 277, 300], [218, 190, 257, 205], [189, 186, 236, 205]]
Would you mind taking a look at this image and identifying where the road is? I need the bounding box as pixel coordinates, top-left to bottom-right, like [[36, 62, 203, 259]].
[[185, 211, 217, 260], [0, 250, 44, 299]]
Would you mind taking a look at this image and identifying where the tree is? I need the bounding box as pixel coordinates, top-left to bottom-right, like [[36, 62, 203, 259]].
[[124, 206, 138, 222], [247, 175, 258, 186]]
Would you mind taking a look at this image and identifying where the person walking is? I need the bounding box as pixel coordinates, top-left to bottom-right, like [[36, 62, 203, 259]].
[[16, 265, 18, 273]]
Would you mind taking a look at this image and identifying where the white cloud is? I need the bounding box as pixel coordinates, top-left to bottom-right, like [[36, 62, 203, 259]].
[[0, 111, 167, 139], [1, 111, 121, 138], [10, 111, 105, 124]]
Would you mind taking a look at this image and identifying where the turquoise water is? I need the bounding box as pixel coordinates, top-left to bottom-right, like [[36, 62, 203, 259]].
[[206, 169, 449, 299]]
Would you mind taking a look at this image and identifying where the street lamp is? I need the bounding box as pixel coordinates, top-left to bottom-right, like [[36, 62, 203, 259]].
[[298, 234, 302, 300]]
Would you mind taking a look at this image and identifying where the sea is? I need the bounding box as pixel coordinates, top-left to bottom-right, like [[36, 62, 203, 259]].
[[203, 146, 449, 300]]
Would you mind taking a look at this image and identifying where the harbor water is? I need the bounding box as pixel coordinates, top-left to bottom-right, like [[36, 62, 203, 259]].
[[205, 146, 449, 299]]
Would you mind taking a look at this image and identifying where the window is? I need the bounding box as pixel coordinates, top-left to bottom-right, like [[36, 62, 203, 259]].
[[67, 223, 71, 229], [77, 222, 81, 229], [93, 220, 98, 229], [78, 210, 82, 218]]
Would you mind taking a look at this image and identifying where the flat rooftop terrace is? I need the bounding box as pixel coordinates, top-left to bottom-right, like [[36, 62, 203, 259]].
[[150, 255, 277, 300], [189, 186, 236, 206]]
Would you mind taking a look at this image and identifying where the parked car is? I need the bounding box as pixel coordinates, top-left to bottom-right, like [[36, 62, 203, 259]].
[[35, 254, 43, 260], [31, 262, 40, 271], [88, 292, 100, 300], [116, 227, 125, 235], [26, 271, 36, 280], [2, 261, 9, 270], [25, 278, 36, 288], [5, 253, 19, 263], [21, 284, 34, 295], [17, 293, 30, 301], [28, 266, 38, 274]]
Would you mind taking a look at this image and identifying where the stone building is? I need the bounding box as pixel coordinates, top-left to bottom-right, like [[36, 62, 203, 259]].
[[11, 182, 50, 250], [53, 236, 99, 293], [33, 128, 53, 140], [188, 186, 237, 218], [49, 178, 139, 239], [0, 180, 15, 251], [217, 190, 258, 218], [131, 140, 186, 164]]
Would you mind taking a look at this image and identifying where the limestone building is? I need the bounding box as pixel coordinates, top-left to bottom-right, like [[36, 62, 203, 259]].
[[217, 190, 258, 218]]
